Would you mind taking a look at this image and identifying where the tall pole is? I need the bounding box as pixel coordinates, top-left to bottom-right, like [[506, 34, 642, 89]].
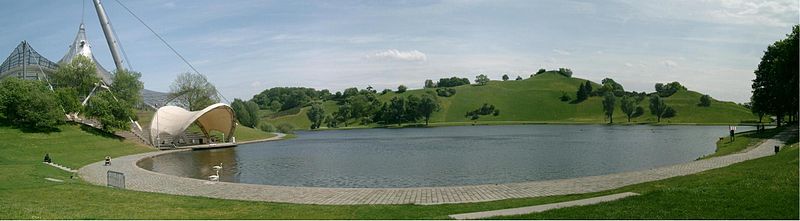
[[92, 0, 125, 72]]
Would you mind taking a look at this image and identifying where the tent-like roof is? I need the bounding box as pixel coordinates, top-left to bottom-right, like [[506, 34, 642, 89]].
[[0, 41, 58, 80], [150, 103, 236, 145], [59, 23, 114, 84]]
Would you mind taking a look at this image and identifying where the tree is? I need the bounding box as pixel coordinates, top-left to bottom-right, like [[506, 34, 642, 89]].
[[169, 72, 219, 111], [751, 25, 798, 126], [576, 83, 587, 101], [602, 92, 616, 123], [84, 90, 134, 132], [0, 78, 63, 131], [306, 102, 325, 129], [649, 95, 675, 122], [388, 96, 407, 126], [699, 94, 711, 107], [557, 68, 573, 77], [475, 74, 490, 86], [600, 78, 625, 96], [110, 69, 143, 107], [536, 68, 546, 75], [575, 81, 592, 102], [436, 77, 470, 87], [620, 95, 636, 122], [417, 94, 440, 126], [515, 76, 523, 81], [51, 55, 100, 98], [334, 103, 351, 127], [244, 100, 260, 127], [397, 85, 408, 93], [231, 99, 252, 128], [654, 81, 686, 97], [54, 87, 81, 114], [502, 74, 509, 81], [424, 79, 436, 88]]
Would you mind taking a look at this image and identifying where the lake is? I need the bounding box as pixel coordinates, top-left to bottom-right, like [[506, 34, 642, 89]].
[[139, 124, 752, 188]]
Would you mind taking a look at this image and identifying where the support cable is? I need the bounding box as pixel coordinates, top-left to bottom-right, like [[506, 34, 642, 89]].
[[112, 0, 230, 104]]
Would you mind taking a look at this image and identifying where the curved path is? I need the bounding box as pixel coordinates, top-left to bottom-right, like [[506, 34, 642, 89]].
[[79, 129, 796, 205]]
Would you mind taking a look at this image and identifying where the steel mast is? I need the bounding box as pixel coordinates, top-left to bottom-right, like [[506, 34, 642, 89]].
[[92, 0, 125, 72]]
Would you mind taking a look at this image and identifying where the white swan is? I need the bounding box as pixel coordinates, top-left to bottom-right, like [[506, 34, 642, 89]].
[[208, 174, 219, 181], [212, 163, 223, 171]]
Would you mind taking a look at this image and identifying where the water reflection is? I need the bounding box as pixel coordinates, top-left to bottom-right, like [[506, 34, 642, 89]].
[[141, 125, 757, 188]]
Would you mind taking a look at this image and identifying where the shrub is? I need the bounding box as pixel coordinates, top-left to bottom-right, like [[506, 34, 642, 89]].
[[0, 78, 63, 131], [557, 68, 573, 77], [436, 88, 456, 97], [535, 68, 546, 75], [560, 92, 571, 102], [276, 123, 294, 134], [699, 94, 712, 107], [436, 77, 470, 87], [259, 123, 275, 132], [397, 85, 407, 93]]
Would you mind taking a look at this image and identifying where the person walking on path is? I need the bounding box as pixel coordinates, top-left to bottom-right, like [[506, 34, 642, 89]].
[[729, 125, 736, 142]]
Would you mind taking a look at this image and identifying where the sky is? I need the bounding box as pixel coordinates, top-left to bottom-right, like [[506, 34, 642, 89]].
[[0, 0, 797, 103]]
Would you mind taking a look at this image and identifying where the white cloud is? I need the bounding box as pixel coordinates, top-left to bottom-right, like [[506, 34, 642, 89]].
[[367, 49, 427, 62], [624, 62, 634, 67], [553, 49, 572, 55], [662, 60, 678, 68]]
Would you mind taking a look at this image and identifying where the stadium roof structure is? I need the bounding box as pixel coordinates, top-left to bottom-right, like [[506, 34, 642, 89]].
[[0, 41, 58, 81], [149, 103, 237, 146], [59, 23, 114, 84]]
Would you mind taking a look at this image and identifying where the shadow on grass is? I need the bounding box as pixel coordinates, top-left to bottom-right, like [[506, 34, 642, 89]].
[[0, 121, 61, 133], [77, 123, 124, 141]]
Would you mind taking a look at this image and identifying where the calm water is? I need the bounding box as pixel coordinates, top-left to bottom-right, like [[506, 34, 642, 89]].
[[139, 125, 753, 188]]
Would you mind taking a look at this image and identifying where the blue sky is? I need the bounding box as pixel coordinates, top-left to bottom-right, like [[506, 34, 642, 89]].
[[0, 0, 797, 102]]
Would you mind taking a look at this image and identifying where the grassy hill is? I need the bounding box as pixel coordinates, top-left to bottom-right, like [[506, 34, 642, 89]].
[[259, 72, 759, 130]]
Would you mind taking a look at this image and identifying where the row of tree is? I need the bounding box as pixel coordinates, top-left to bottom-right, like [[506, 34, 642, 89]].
[[751, 25, 798, 126]]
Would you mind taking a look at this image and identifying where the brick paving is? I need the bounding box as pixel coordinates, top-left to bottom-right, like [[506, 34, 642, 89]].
[[78, 129, 796, 205]]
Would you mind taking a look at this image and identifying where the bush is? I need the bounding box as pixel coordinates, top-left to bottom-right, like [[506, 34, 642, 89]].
[[397, 85, 407, 93], [632, 106, 645, 117], [515, 76, 523, 81], [557, 68, 573, 78], [259, 123, 275, 132], [276, 123, 294, 134], [0, 78, 63, 131], [663, 106, 677, 118], [381, 89, 392, 95], [436, 88, 456, 97], [560, 92, 571, 102], [699, 94, 712, 107], [535, 68, 546, 75]]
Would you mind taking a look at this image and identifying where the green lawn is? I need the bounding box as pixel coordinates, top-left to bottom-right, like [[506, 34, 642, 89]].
[[261, 72, 762, 130], [0, 124, 796, 219], [496, 136, 799, 219], [701, 126, 785, 159]]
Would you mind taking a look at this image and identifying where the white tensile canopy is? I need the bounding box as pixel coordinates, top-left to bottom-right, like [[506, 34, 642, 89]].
[[149, 103, 236, 145]]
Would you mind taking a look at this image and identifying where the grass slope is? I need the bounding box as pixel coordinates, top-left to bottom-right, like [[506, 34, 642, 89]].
[[1, 124, 796, 219], [261, 72, 759, 129]]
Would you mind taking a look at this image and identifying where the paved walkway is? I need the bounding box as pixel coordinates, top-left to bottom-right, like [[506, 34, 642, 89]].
[[78, 129, 796, 205], [449, 192, 639, 219]]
